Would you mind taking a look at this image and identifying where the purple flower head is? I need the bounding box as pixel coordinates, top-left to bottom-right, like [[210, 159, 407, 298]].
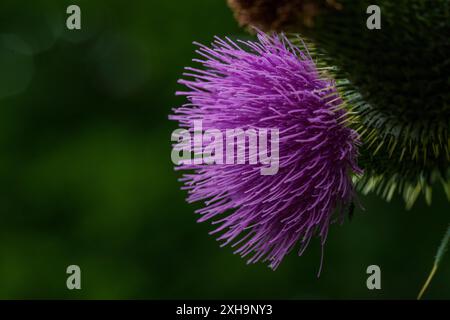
[[170, 31, 361, 271]]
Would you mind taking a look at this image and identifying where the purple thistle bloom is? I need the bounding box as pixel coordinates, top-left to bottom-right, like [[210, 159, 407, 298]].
[[170, 32, 361, 271]]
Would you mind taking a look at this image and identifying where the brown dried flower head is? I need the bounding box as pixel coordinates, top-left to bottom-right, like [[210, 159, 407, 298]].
[[227, 0, 342, 31]]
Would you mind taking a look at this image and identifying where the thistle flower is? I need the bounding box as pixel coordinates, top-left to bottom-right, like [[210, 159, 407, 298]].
[[170, 32, 361, 270]]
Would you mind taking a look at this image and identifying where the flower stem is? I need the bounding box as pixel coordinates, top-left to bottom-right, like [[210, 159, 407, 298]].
[[417, 225, 450, 300]]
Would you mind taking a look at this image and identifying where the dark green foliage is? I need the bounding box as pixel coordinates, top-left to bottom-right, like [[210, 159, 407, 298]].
[[297, 0, 450, 207]]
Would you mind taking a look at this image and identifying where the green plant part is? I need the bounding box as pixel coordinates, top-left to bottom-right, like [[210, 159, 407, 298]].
[[418, 225, 450, 299], [298, 0, 450, 207], [292, 36, 449, 208]]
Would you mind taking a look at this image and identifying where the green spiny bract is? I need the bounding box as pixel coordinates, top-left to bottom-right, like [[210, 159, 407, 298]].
[[291, 0, 450, 207]]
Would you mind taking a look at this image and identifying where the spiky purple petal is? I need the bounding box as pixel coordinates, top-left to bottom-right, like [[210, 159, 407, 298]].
[[170, 32, 361, 270]]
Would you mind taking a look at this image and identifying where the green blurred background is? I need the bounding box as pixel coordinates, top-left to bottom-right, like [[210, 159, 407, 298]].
[[0, 0, 448, 299]]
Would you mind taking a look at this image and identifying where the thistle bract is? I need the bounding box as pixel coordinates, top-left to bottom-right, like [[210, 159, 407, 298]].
[[170, 32, 361, 270]]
